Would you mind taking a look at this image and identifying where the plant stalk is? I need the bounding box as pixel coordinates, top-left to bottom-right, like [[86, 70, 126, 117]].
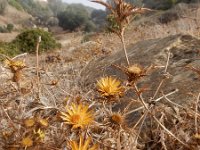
[[120, 31, 130, 66]]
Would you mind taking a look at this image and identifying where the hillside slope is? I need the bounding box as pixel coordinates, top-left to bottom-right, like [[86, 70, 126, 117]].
[[0, 5, 32, 28]]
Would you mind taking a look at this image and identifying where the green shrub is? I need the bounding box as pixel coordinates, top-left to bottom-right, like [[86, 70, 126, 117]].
[[0, 42, 20, 58], [57, 4, 90, 31], [8, 0, 23, 11], [84, 21, 96, 33], [0, 0, 7, 14], [13, 29, 61, 53], [0, 25, 8, 33], [81, 32, 96, 43], [7, 24, 14, 32]]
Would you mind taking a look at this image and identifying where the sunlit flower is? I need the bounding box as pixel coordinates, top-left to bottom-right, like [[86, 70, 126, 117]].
[[97, 76, 123, 97], [24, 118, 35, 128], [21, 137, 33, 148], [4, 59, 26, 72], [34, 128, 45, 140], [69, 136, 98, 150], [60, 103, 94, 129], [38, 118, 48, 127]]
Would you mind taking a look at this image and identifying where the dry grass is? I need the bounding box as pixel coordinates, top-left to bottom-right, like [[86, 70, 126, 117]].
[[1, 1, 200, 150]]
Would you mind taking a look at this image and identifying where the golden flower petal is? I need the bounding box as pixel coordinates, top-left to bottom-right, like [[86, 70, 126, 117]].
[[60, 103, 94, 129], [24, 118, 35, 128], [21, 137, 33, 147]]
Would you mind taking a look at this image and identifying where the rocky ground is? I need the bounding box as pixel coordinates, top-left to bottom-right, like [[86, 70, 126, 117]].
[[1, 2, 200, 150]]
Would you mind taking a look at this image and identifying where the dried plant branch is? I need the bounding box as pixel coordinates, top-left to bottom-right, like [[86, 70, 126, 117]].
[[92, 0, 151, 66], [134, 83, 149, 110], [163, 93, 200, 118], [126, 89, 179, 116], [152, 49, 171, 100], [132, 110, 148, 146], [160, 119, 168, 150], [36, 36, 41, 100], [121, 31, 130, 65], [195, 92, 200, 133], [153, 116, 188, 147]]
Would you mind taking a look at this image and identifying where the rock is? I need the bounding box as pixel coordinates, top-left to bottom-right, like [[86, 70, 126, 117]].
[[81, 34, 200, 105], [142, 0, 197, 10]]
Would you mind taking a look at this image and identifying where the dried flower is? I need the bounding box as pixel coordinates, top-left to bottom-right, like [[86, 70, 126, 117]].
[[97, 76, 123, 98], [91, 0, 150, 36], [60, 103, 94, 129], [4, 59, 26, 82], [127, 64, 142, 75], [113, 64, 148, 83], [110, 113, 124, 125], [69, 136, 98, 150], [92, 0, 151, 65], [126, 64, 145, 82]]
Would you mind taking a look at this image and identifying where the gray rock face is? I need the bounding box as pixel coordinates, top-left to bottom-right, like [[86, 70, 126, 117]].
[[81, 34, 200, 105], [142, 0, 196, 10]]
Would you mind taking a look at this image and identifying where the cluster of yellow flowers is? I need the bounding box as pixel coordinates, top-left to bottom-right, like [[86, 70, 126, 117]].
[[60, 103, 96, 149], [21, 117, 48, 149], [59, 76, 126, 149]]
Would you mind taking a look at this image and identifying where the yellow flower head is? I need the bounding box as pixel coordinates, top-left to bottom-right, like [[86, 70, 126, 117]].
[[21, 137, 33, 148], [4, 59, 26, 71], [60, 103, 94, 129], [70, 136, 98, 150], [24, 118, 35, 128], [38, 118, 48, 127], [97, 76, 123, 97], [34, 128, 45, 140]]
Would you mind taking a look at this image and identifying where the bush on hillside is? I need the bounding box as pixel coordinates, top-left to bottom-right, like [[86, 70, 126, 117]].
[[0, 26, 8, 33], [47, 0, 64, 16], [0, 24, 14, 33], [8, 0, 23, 11], [84, 21, 96, 33], [18, 0, 53, 25], [7, 24, 14, 32], [91, 9, 107, 30], [0, 42, 20, 58], [13, 29, 61, 53], [0, 0, 7, 14], [57, 4, 93, 31]]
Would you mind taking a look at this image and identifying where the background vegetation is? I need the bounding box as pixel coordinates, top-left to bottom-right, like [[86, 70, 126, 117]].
[[0, 29, 60, 57], [0, 0, 7, 14], [13, 29, 61, 53]]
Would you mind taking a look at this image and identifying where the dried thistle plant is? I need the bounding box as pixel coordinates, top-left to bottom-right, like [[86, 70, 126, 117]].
[[112, 64, 154, 84], [4, 58, 26, 83], [92, 0, 151, 66]]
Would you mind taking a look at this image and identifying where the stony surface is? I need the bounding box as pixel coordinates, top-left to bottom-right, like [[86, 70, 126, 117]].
[[81, 34, 200, 105]]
